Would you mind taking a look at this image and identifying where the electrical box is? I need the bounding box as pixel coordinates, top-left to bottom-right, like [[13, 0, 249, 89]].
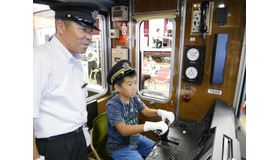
[[111, 5, 128, 21], [110, 29, 120, 38], [112, 48, 128, 66], [190, 2, 214, 35], [215, 7, 228, 25]]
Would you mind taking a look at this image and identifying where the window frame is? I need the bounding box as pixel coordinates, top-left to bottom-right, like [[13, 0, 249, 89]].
[[135, 18, 176, 103], [86, 14, 108, 102]]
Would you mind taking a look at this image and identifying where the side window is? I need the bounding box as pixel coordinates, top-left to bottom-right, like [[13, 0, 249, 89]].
[[82, 15, 108, 101], [33, 4, 108, 102], [136, 18, 175, 103], [33, 4, 55, 46]]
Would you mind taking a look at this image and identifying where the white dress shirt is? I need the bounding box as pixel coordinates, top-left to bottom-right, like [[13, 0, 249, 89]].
[[33, 36, 88, 138]]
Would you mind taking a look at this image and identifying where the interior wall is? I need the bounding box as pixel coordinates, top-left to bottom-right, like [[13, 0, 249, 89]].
[[129, 0, 246, 122], [134, 0, 178, 13], [180, 0, 246, 121]]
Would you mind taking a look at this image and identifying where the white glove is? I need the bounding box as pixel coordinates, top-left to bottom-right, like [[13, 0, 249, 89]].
[[144, 121, 168, 135], [157, 109, 175, 124]]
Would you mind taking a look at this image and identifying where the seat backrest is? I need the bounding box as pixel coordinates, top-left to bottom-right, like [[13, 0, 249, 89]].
[[92, 112, 108, 147], [91, 112, 113, 160], [160, 66, 169, 73]]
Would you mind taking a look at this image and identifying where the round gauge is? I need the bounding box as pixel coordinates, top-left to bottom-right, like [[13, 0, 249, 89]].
[[185, 66, 198, 79], [187, 48, 200, 61]]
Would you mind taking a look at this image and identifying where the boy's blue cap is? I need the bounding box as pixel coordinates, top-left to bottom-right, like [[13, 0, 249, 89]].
[[49, 2, 100, 31], [107, 60, 135, 85]]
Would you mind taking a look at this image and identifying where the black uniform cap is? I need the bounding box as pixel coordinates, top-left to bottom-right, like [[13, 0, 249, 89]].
[[107, 60, 135, 85], [49, 2, 100, 31]]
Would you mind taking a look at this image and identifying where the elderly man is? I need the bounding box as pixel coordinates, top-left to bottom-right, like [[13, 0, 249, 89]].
[[33, 2, 100, 160]]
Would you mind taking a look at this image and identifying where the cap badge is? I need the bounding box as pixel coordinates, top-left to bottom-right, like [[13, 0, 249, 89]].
[[91, 11, 99, 20], [122, 62, 130, 69], [67, 14, 71, 18]]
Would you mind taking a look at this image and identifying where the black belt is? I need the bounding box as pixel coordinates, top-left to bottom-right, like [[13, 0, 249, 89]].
[[36, 126, 83, 141]]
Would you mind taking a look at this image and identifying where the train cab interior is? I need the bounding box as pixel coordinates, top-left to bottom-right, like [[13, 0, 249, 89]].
[[15, 0, 272, 159], [31, 0, 248, 159]]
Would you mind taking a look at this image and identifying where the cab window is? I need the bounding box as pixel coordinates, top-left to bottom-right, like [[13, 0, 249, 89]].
[[136, 18, 175, 103]]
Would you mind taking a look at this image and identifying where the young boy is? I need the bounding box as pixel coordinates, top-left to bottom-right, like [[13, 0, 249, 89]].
[[106, 60, 175, 160]]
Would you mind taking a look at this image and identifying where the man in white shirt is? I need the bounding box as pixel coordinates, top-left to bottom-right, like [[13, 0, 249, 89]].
[[155, 28, 163, 48], [33, 2, 100, 160]]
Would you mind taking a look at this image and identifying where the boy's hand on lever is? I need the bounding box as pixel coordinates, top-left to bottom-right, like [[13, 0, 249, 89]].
[[143, 121, 168, 135], [157, 109, 175, 124]]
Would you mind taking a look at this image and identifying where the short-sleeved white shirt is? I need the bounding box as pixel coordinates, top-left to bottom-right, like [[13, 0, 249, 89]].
[[33, 36, 88, 138]]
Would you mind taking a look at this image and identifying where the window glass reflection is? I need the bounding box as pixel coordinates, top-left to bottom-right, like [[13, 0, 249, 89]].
[[139, 18, 174, 101], [81, 16, 106, 98]]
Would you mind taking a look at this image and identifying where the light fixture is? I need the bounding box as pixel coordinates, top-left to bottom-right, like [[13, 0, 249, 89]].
[[218, 3, 225, 8]]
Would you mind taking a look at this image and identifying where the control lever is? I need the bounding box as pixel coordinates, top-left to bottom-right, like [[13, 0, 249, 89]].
[[154, 119, 170, 141]]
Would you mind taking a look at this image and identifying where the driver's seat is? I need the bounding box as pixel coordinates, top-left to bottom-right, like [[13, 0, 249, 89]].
[[89, 112, 112, 160]]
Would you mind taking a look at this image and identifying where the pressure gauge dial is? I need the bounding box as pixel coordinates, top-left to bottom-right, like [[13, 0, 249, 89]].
[[187, 48, 200, 61], [185, 66, 198, 79]]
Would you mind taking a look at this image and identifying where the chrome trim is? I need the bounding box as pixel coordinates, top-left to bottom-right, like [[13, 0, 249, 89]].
[[86, 15, 108, 102], [129, 0, 133, 64], [136, 18, 176, 104], [175, 0, 187, 118], [107, 12, 113, 94], [233, 28, 246, 114]]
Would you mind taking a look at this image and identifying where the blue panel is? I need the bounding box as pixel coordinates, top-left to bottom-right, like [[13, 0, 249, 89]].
[[210, 34, 229, 84]]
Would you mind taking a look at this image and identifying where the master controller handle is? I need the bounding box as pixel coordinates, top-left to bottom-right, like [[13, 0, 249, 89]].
[[154, 118, 170, 141]]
